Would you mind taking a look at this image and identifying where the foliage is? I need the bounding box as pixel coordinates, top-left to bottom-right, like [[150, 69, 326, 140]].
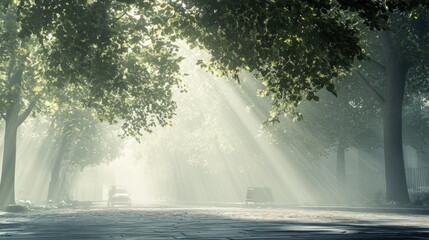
[[410, 190, 429, 205], [0, 5, 44, 120], [170, 0, 429, 122], [356, 9, 429, 150], [402, 96, 429, 152], [143, 56, 245, 172], [263, 75, 381, 163], [1, 0, 185, 137], [0, 0, 184, 205], [49, 106, 122, 171]]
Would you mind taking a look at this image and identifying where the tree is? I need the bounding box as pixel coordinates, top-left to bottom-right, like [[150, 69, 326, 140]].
[[0, 1, 183, 206], [0, 4, 45, 206], [241, 73, 382, 203], [170, 0, 427, 118], [141, 53, 248, 201], [47, 107, 121, 202], [170, 0, 429, 203], [355, 9, 429, 203], [402, 96, 429, 153], [291, 78, 381, 182]]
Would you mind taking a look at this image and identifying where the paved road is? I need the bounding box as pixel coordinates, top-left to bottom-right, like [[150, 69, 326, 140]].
[[0, 206, 428, 239]]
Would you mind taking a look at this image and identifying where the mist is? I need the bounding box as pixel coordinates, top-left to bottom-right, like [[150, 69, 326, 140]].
[[7, 44, 423, 207]]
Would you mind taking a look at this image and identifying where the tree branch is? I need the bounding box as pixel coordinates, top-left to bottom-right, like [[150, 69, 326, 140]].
[[115, 11, 128, 21], [356, 71, 385, 104], [17, 96, 39, 126], [36, 33, 48, 54], [368, 58, 386, 72]]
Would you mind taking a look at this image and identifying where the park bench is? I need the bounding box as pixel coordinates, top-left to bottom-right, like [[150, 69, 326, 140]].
[[245, 187, 274, 205]]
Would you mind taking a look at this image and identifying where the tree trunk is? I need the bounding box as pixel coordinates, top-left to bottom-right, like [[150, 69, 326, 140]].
[[47, 138, 66, 202], [357, 150, 370, 200], [335, 140, 348, 203], [57, 169, 76, 202], [0, 104, 19, 206], [0, 67, 23, 207], [382, 32, 410, 203], [336, 140, 346, 182]]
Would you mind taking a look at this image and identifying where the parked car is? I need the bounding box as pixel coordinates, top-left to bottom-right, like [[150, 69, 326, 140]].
[[108, 186, 131, 207]]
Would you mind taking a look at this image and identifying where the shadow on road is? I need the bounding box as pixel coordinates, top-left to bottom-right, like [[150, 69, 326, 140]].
[[0, 207, 428, 239]]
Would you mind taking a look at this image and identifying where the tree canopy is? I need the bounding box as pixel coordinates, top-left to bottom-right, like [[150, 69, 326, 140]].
[[170, 0, 429, 121], [169, 0, 429, 203], [14, 0, 185, 136], [1, 0, 429, 205]]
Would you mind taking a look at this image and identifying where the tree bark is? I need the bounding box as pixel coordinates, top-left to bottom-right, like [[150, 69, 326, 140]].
[[382, 32, 410, 203]]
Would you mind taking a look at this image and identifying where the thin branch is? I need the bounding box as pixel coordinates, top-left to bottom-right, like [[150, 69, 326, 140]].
[[37, 33, 48, 54], [115, 11, 127, 21], [356, 71, 385, 104]]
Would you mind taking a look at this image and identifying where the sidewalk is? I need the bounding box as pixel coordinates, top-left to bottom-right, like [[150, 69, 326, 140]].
[[150, 201, 429, 215], [297, 205, 429, 215], [2, 206, 429, 239]]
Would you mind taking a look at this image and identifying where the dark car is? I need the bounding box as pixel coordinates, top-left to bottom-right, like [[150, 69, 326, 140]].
[[108, 186, 131, 207]]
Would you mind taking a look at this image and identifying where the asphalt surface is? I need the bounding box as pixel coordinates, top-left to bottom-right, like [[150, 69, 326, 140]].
[[0, 206, 429, 239]]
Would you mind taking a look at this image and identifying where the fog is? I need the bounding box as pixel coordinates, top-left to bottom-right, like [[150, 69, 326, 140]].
[[4, 44, 425, 207], [72, 45, 315, 205]]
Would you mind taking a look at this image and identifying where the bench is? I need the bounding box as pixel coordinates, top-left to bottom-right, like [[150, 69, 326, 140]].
[[245, 187, 274, 205]]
